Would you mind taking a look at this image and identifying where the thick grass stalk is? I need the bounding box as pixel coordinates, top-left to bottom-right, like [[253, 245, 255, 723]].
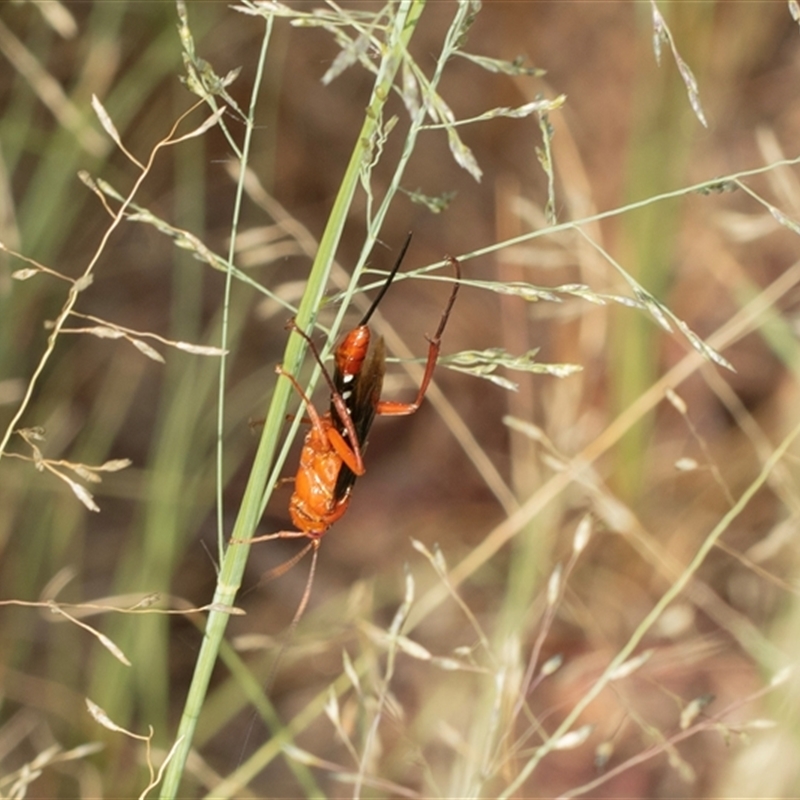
[[157, 3, 426, 796]]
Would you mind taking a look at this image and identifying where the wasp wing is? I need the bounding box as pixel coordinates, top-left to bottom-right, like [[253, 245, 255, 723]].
[[332, 336, 385, 501]]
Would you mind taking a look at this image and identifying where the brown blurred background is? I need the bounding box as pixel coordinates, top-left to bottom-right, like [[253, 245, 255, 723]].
[[3, 1, 800, 797]]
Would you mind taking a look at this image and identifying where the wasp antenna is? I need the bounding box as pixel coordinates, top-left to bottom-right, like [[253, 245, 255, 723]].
[[358, 231, 413, 327]]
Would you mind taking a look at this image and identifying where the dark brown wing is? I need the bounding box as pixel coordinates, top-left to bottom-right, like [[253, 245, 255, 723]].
[[331, 336, 385, 500]]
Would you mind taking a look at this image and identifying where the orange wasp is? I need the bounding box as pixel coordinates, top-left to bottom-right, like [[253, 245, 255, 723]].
[[241, 234, 461, 621]]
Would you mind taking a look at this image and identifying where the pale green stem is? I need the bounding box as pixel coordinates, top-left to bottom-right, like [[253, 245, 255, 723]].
[[158, 3, 426, 796]]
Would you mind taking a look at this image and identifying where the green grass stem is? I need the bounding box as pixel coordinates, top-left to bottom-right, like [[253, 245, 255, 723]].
[[158, 3, 427, 794]]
